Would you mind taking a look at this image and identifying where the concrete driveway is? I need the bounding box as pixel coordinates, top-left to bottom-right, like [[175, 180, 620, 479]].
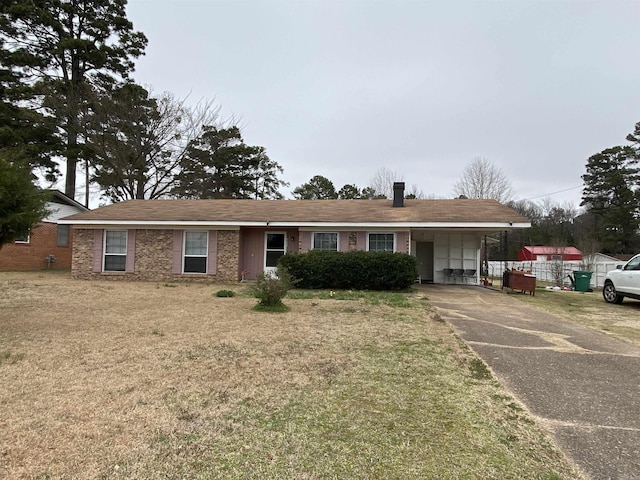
[[422, 285, 640, 480]]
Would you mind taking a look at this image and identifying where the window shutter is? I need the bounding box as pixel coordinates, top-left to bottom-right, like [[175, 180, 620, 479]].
[[395, 232, 407, 253], [338, 232, 349, 252], [357, 232, 367, 251], [300, 231, 311, 253], [125, 230, 136, 272], [207, 230, 217, 274], [172, 230, 183, 274], [93, 229, 103, 272]]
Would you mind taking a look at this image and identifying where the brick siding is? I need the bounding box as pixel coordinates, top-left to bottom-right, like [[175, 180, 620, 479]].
[[348, 232, 358, 250], [136, 229, 175, 281], [71, 228, 94, 275], [71, 228, 240, 283], [0, 222, 73, 270], [215, 230, 240, 282]]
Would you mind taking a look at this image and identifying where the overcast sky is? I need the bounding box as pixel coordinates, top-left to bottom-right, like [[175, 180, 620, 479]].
[[125, 0, 640, 207]]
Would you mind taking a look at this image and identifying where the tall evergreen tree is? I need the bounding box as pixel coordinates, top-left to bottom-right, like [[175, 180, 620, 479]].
[[0, 37, 58, 175], [0, 0, 147, 199], [581, 146, 640, 253], [625, 120, 640, 148], [173, 126, 286, 199], [338, 184, 361, 199], [293, 175, 338, 199], [250, 149, 287, 199]]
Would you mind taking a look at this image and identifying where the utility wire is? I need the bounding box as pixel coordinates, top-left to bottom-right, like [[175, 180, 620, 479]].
[[522, 185, 583, 201]]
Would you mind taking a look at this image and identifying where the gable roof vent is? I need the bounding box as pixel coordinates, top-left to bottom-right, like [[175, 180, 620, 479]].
[[393, 182, 405, 207]]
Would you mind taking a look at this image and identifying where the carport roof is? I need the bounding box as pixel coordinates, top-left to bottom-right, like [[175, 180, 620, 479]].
[[61, 198, 531, 228]]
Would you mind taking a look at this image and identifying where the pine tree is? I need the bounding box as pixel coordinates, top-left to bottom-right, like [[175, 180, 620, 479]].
[[174, 126, 286, 199], [293, 175, 338, 199], [0, 0, 147, 199], [581, 146, 640, 253]]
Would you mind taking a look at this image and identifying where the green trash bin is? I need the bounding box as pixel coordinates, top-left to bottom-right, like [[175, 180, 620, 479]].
[[573, 271, 593, 292]]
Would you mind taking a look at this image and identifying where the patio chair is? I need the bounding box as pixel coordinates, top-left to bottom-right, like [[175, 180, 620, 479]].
[[463, 269, 476, 284], [452, 269, 465, 283], [442, 268, 454, 284]]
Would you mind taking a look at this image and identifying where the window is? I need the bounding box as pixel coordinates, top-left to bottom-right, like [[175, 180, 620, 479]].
[[624, 255, 640, 271], [14, 231, 30, 243], [57, 225, 70, 246], [104, 230, 127, 271], [368, 233, 394, 252], [313, 232, 338, 251], [184, 231, 207, 273], [265, 233, 286, 269]]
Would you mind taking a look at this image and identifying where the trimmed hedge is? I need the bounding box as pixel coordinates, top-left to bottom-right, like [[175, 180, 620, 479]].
[[278, 250, 418, 291]]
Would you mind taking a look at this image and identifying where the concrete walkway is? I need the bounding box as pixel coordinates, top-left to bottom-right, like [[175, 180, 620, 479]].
[[422, 285, 640, 480]]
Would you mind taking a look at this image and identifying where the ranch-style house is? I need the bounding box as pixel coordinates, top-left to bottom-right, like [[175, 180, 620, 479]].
[[60, 183, 530, 284]]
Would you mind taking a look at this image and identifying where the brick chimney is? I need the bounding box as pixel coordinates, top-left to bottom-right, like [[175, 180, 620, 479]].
[[393, 182, 405, 207]]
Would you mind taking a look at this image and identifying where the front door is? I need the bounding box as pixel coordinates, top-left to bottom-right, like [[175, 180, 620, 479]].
[[265, 232, 286, 274], [416, 241, 434, 282]]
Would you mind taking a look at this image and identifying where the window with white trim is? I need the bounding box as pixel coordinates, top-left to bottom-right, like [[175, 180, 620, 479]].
[[14, 231, 30, 243], [184, 231, 208, 273], [104, 230, 127, 271], [265, 232, 286, 269], [312, 232, 338, 251], [368, 233, 395, 252]]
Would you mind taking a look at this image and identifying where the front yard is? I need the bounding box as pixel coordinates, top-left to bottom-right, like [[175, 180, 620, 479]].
[[0, 272, 582, 479]]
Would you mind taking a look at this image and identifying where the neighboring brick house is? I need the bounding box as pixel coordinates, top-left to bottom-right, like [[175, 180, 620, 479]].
[[61, 183, 530, 284], [0, 190, 88, 271]]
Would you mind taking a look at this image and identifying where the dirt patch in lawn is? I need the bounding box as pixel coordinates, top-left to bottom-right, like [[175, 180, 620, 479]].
[[0, 272, 583, 479]]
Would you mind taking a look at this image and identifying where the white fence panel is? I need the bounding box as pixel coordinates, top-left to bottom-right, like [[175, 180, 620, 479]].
[[486, 261, 622, 288]]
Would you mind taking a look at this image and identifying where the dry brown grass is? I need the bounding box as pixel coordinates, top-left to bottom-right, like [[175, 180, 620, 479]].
[[0, 271, 582, 479]]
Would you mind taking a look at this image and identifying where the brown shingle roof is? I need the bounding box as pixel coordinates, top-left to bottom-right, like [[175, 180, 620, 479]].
[[62, 199, 530, 226]]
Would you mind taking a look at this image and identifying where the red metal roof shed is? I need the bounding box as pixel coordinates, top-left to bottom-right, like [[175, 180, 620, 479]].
[[518, 246, 583, 261]]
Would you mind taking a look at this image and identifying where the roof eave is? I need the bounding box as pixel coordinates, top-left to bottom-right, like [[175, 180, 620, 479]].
[[50, 190, 89, 211], [60, 219, 531, 229]]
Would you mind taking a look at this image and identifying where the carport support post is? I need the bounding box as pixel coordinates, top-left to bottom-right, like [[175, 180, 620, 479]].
[[502, 231, 508, 263], [483, 234, 488, 281]]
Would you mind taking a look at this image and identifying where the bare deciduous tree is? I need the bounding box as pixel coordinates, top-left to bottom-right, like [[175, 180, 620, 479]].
[[539, 198, 577, 221], [368, 167, 404, 199], [453, 157, 513, 203], [88, 86, 225, 202], [578, 237, 600, 271], [406, 184, 425, 199]]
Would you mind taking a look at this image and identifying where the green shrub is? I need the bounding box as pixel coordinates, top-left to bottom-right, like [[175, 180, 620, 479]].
[[253, 269, 291, 307], [215, 289, 236, 297], [278, 250, 418, 290]]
